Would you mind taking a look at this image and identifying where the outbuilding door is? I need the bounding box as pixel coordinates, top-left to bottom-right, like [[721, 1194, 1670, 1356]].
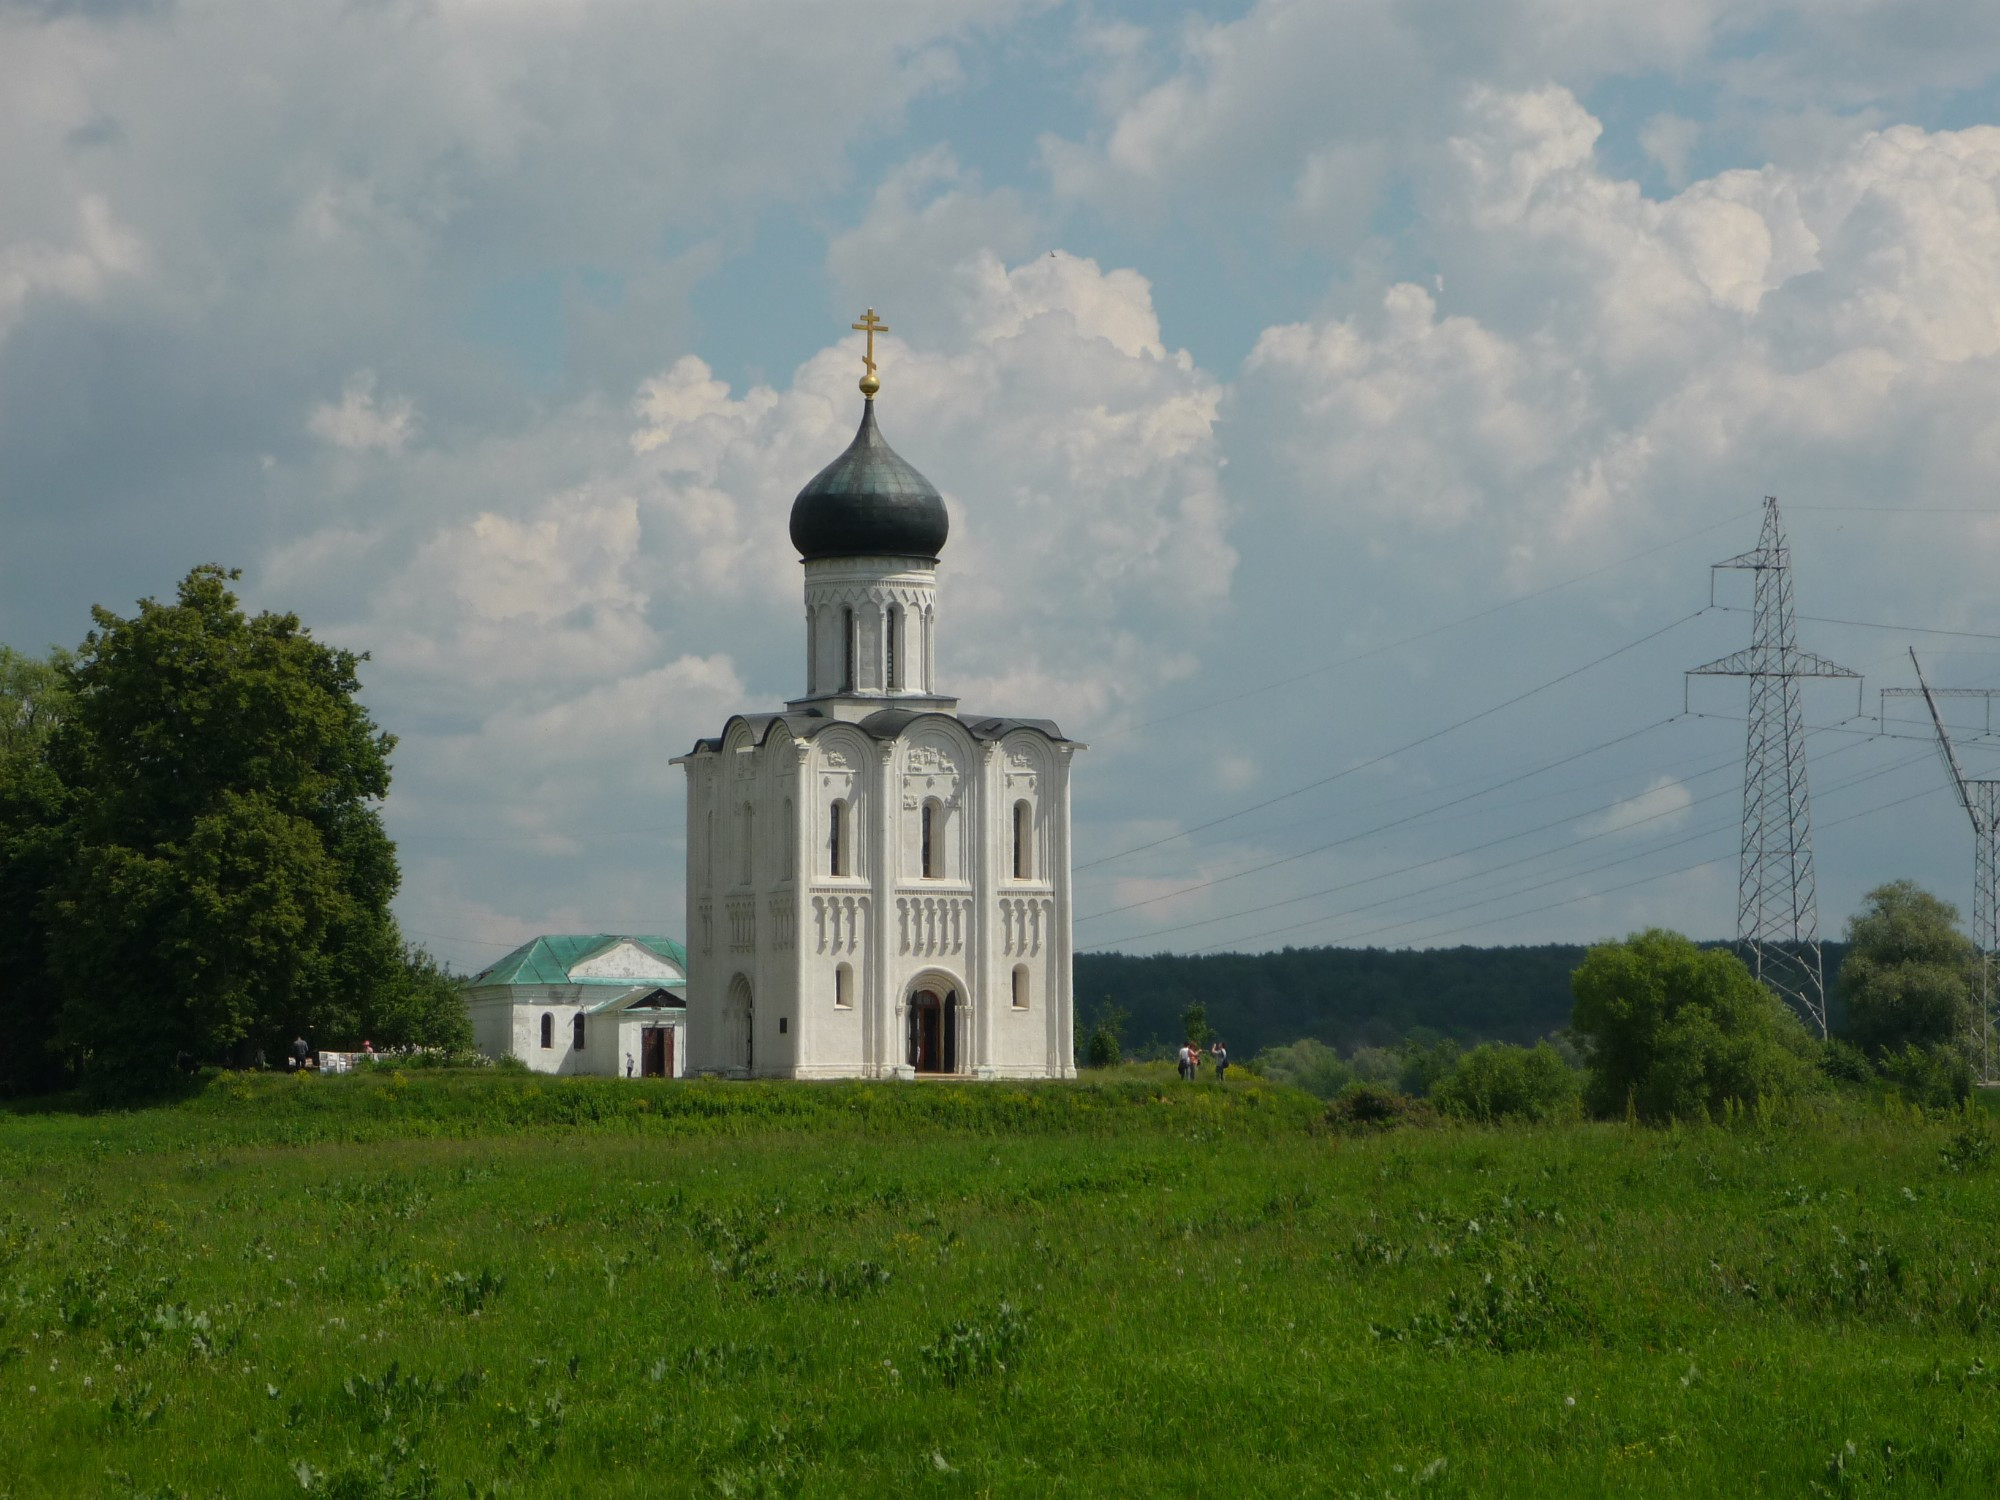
[[641, 1026, 674, 1079]]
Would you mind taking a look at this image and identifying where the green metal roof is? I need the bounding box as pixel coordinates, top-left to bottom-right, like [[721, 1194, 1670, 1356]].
[[468, 934, 688, 988]]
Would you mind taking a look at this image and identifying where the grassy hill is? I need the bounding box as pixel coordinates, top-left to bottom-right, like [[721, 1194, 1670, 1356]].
[[2, 1069, 1995, 1496]]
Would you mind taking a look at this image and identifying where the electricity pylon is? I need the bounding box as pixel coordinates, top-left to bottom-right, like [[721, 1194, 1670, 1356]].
[[1687, 496, 1860, 1037], [1882, 649, 2000, 1082]]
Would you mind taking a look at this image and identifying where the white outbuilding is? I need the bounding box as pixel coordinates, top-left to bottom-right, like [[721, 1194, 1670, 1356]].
[[464, 934, 688, 1077], [674, 316, 1081, 1079]]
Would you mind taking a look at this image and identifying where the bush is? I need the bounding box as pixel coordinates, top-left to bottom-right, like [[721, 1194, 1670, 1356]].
[[1083, 1002, 1126, 1069], [1878, 1041, 1972, 1110], [1839, 881, 1977, 1057], [1324, 1082, 1427, 1131], [1431, 1042, 1582, 1123], [1569, 929, 1821, 1122], [1348, 1046, 1401, 1086], [1819, 1038, 1873, 1083], [1397, 1036, 1462, 1098], [1251, 1039, 1353, 1100]]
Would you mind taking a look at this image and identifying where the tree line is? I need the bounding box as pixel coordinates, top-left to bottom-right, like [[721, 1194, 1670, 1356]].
[[1074, 942, 1853, 1061], [1084, 881, 1983, 1125], [1, 566, 466, 1098]]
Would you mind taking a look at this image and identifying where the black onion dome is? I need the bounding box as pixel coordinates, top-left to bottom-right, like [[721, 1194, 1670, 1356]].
[[789, 402, 948, 562]]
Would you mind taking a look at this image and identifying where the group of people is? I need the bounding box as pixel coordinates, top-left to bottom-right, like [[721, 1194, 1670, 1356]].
[[1177, 1039, 1228, 1081]]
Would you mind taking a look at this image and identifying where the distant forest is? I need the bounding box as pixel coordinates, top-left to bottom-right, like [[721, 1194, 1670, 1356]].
[[1074, 943, 1852, 1059]]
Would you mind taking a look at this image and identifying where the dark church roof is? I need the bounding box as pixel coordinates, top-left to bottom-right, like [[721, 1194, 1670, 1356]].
[[788, 400, 949, 563]]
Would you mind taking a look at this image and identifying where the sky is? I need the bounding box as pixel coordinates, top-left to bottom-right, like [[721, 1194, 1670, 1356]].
[[7, 0, 2000, 975]]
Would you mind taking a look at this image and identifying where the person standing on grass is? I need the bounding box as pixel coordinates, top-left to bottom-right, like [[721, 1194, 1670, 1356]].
[[1177, 1042, 1192, 1081], [1211, 1040, 1228, 1082]]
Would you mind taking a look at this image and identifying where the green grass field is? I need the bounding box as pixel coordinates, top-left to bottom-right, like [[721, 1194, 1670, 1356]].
[[4, 1069, 2000, 1497]]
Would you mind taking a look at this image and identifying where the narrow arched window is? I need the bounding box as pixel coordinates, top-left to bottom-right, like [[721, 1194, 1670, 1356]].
[[540, 1013, 553, 1049], [1013, 800, 1032, 879], [921, 800, 938, 879], [842, 606, 855, 692], [783, 798, 796, 881], [573, 1014, 586, 1050], [828, 798, 847, 877], [886, 605, 901, 691], [1012, 965, 1030, 1010], [835, 963, 853, 1009], [740, 803, 754, 886]]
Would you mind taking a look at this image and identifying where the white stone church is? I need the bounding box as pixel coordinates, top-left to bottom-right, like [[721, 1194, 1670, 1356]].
[[674, 316, 1080, 1079]]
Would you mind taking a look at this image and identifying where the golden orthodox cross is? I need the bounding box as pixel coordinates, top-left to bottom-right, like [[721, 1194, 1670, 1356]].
[[852, 308, 888, 395]]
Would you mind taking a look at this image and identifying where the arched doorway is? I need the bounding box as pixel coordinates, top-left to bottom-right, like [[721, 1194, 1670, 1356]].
[[726, 974, 753, 1075], [907, 987, 959, 1074]]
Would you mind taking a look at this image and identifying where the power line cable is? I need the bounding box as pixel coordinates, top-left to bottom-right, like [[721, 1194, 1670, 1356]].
[[1167, 740, 1924, 955], [1713, 606, 2000, 644], [1106, 510, 1752, 738], [1090, 742, 1801, 945], [1151, 736, 1908, 953], [1080, 608, 1710, 872], [1128, 714, 1744, 877], [1078, 715, 1699, 921], [1393, 781, 1945, 950]]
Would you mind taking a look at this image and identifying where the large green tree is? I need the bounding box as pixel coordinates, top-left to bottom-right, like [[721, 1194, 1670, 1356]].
[[1837, 880, 1977, 1058], [43, 566, 409, 1086], [1569, 929, 1819, 1121], [0, 646, 74, 1095]]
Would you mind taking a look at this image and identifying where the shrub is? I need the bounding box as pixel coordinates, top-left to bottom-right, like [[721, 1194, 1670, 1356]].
[[1838, 881, 1977, 1057], [1569, 929, 1821, 1122], [1082, 1001, 1126, 1069], [1251, 1038, 1352, 1100], [1397, 1035, 1462, 1098], [1348, 1046, 1401, 1086], [1818, 1038, 1873, 1083], [1324, 1082, 1427, 1131], [1942, 1100, 1999, 1172], [1878, 1041, 1972, 1110], [1431, 1042, 1582, 1124]]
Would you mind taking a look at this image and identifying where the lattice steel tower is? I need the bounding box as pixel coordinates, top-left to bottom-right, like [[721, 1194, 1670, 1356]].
[[1687, 496, 1859, 1036], [1882, 650, 2000, 1081]]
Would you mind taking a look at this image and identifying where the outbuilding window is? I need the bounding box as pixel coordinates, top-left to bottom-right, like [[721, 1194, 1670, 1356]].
[[573, 1014, 586, 1050], [540, 1012, 554, 1049]]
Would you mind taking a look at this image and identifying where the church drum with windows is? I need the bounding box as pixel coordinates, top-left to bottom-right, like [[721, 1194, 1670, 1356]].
[[673, 316, 1080, 1079]]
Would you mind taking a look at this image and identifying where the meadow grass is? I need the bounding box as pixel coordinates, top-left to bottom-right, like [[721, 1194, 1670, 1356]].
[[4, 1069, 2000, 1496]]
